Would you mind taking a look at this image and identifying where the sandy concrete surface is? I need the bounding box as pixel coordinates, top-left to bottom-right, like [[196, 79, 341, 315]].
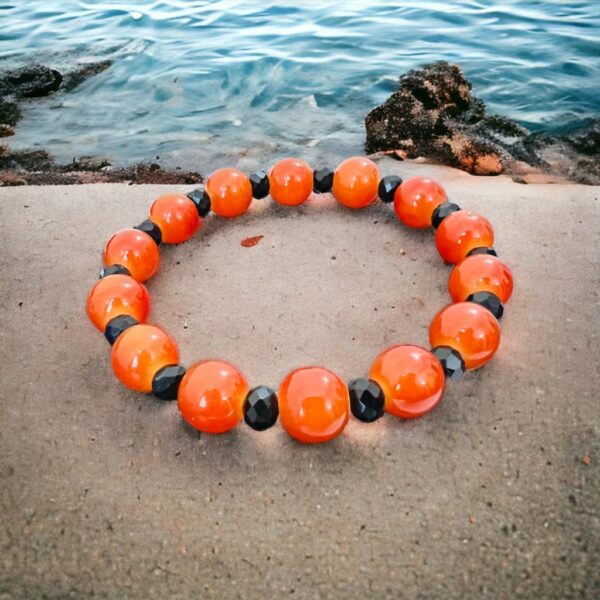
[[1, 158, 599, 599]]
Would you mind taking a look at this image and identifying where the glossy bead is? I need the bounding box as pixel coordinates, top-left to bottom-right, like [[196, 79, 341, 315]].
[[468, 246, 497, 257], [152, 364, 186, 400], [99, 264, 130, 278], [348, 378, 385, 423], [467, 291, 504, 319], [178, 360, 249, 434], [86, 274, 150, 332], [249, 170, 270, 199], [394, 177, 447, 229], [103, 228, 160, 282], [206, 167, 253, 218], [187, 188, 211, 217], [134, 219, 162, 246], [435, 211, 494, 265], [313, 167, 334, 193], [332, 156, 379, 209], [431, 346, 465, 381], [378, 175, 402, 203], [431, 201, 461, 229], [370, 345, 445, 419], [111, 324, 179, 392], [429, 302, 500, 369], [278, 367, 349, 444], [104, 314, 138, 345], [149, 193, 201, 244], [243, 386, 279, 431], [269, 158, 313, 206], [448, 254, 514, 303]]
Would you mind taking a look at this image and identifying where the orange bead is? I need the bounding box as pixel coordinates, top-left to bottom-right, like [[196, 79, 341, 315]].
[[278, 367, 349, 443], [178, 360, 249, 434], [269, 158, 313, 206], [111, 324, 179, 392], [332, 156, 379, 209], [435, 210, 494, 264], [86, 274, 150, 331], [103, 228, 160, 282], [205, 167, 253, 218], [448, 254, 514, 303], [394, 177, 447, 228], [429, 302, 500, 369], [370, 345, 445, 419], [149, 192, 201, 244]]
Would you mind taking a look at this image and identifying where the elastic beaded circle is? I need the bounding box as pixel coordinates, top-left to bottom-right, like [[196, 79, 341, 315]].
[[87, 156, 514, 444]]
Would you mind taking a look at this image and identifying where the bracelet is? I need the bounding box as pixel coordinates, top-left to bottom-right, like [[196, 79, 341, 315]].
[[86, 157, 513, 444]]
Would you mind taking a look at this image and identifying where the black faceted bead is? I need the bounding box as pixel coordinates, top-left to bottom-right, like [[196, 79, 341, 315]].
[[467, 291, 504, 319], [431, 201, 461, 229], [134, 219, 162, 245], [431, 346, 465, 381], [313, 167, 334, 193], [249, 170, 270, 199], [348, 378, 385, 423], [378, 175, 402, 203], [152, 364, 186, 400], [104, 314, 139, 345], [243, 386, 279, 431], [99, 264, 130, 279], [467, 246, 498, 257], [187, 188, 211, 217]]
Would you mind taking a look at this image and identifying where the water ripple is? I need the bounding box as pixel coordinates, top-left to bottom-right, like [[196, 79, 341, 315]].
[[0, 0, 598, 169]]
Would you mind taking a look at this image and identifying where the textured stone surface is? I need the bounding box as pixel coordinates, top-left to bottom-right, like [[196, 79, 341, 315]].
[[365, 62, 600, 184], [0, 159, 599, 598]]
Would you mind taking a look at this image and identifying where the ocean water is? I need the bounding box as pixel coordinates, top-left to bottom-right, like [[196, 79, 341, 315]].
[[1, 0, 598, 171]]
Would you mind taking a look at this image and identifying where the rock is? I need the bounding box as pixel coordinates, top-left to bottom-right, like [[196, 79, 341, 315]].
[[0, 147, 55, 171], [62, 60, 113, 92], [0, 64, 63, 98], [0, 97, 21, 128], [563, 119, 600, 156], [365, 61, 600, 183], [67, 156, 113, 172]]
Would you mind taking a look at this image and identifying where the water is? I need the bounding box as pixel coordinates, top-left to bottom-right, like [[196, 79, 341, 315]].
[[1, 1, 598, 171]]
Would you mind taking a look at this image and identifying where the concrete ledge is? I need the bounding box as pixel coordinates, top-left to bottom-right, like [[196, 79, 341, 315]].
[[1, 159, 598, 598]]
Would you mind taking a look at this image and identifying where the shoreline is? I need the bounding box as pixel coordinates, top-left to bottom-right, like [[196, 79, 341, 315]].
[[1, 62, 598, 187]]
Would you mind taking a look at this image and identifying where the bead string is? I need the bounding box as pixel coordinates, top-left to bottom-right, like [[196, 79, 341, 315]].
[[86, 156, 514, 444]]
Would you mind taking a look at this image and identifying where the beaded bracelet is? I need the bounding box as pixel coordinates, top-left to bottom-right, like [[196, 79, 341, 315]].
[[86, 157, 513, 444]]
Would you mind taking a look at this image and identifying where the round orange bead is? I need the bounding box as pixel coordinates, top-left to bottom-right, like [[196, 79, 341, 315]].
[[269, 158, 313, 206], [448, 254, 514, 303], [394, 177, 447, 228], [435, 210, 494, 264], [205, 167, 253, 218], [332, 156, 379, 209], [149, 192, 201, 244], [86, 274, 150, 332], [111, 324, 179, 392], [278, 367, 349, 443], [178, 360, 249, 434], [103, 228, 160, 282], [370, 345, 445, 419], [429, 302, 500, 369]]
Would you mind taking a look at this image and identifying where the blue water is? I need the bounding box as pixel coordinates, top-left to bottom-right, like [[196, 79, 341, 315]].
[[1, 1, 598, 171]]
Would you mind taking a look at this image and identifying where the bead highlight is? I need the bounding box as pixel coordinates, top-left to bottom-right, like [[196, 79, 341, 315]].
[[279, 367, 349, 443], [429, 302, 500, 369], [394, 177, 447, 229], [178, 360, 249, 434], [149, 193, 201, 244], [269, 158, 313, 206], [206, 168, 253, 218], [370, 345, 445, 419], [111, 324, 179, 392], [86, 274, 150, 332], [332, 156, 379, 209], [103, 228, 160, 282]]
